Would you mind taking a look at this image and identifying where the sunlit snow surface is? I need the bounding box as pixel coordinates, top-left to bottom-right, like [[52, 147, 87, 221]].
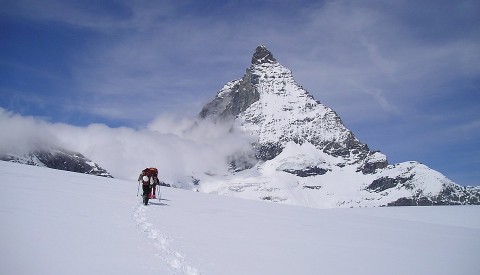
[[1, 161, 479, 275]]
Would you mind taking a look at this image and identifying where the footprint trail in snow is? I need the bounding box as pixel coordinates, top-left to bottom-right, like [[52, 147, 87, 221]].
[[133, 204, 201, 275]]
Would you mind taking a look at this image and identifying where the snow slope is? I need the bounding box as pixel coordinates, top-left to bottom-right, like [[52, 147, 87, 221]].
[[1, 161, 479, 275]]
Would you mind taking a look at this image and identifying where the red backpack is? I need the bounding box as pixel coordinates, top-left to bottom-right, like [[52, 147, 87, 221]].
[[149, 168, 159, 184], [148, 167, 158, 177], [141, 167, 158, 185]]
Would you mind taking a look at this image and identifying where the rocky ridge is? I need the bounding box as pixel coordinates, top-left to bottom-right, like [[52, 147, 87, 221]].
[[1, 148, 112, 178]]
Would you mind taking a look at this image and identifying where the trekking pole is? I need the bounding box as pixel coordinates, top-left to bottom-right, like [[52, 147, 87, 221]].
[[158, 184, 161, 201], [136, 181, 140, 197]]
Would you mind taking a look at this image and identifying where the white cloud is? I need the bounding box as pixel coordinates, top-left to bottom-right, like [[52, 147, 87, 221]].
[[0, 108, 59, 154], [0, 108, 254, 184], [56, 117, 254, 183]]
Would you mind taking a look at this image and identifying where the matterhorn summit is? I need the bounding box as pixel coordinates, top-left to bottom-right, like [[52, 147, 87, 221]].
[[251, 44, 277, 64], [198, 45, 479, 208]]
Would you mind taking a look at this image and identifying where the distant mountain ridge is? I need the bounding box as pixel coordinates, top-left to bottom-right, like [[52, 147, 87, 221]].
[[197, 45, 480, 207], [1, 148, 112, 178]]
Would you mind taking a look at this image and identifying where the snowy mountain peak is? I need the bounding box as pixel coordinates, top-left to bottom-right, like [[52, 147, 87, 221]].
[[202, 45, 371, 163], [251, 45, 277, 65], [197, 46, 480, 208]]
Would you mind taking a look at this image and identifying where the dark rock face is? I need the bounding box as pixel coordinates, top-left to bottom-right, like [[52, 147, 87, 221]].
[[251, 45, 277, 64], [191, 176, 200, 186], [367, 175, 415, 193], [199, 46, 273, 120], [1, 149, 113, 178], [254, 142, 283, 161], [283, 166, 330, 177], [199, 69, 260, 121], [198, 95, 230, 119], [228, 76, 261, 117], [1, 154, 36, 166], [303, 185, 322, 190], [387, 185, 480, 206], [313, 131, 370, 162], [357, 151, 389, 174], [437, 185, 480, 204], [35, 150, 112, 177], [360, 159, 388, 174]]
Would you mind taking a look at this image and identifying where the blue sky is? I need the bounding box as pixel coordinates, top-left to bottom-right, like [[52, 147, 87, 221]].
[[1, 0, 479, 186]]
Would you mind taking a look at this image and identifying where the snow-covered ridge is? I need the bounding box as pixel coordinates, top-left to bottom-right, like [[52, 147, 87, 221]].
[[198, 45, 480, 207], [0, 147, 112, 178], [239, 61, 367, 160]]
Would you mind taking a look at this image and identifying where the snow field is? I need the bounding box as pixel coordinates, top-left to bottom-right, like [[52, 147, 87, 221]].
[[1, 161, 479, 275], [133, 204, 200, 275]]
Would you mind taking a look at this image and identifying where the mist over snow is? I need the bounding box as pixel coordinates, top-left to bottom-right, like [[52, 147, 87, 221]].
[[0, 108, 255, 184]]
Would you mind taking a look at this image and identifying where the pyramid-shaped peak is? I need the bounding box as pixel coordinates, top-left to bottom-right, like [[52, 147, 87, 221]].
[[251, 45, 277, 65]]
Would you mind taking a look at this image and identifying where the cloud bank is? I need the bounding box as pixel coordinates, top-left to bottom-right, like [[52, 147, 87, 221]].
[[0, 108, 254, 184], [0, 109, 60, 154]]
